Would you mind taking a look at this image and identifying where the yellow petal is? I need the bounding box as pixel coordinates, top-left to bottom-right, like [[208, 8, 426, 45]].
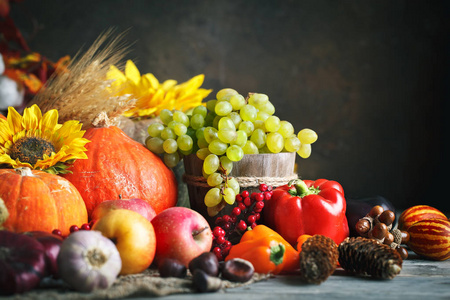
[[161, 79, 177, 91], [142, 73, 160, 89], [41, 109, 59, 136], [7, 106, 24, 134], [125, 60, 141, 85]]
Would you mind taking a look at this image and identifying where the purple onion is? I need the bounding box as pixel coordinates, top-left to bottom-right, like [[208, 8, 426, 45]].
[[0, 230, 47, 295], [57, 230, 122, 292]]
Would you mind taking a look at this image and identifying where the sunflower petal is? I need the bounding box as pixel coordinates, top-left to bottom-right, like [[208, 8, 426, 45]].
[[7, 106, 24, 134], [125, 60, 141, 85]]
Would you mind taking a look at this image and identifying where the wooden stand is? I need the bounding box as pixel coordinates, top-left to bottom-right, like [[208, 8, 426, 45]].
[[183, 152, 298, 225]]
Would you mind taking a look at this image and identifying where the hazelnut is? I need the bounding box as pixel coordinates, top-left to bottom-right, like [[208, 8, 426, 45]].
[[401, 230, 410, 244], [397, 246, 409, 260], [158, 258, 187, 278], [355, 219, 371, 235], [221, 258, 255, 283], [369, 205, 384, 218], [192, 269, 222, 293], [371, 222, 388, 240], [189, 252, 220, 277], [379, 210, 395, 226]]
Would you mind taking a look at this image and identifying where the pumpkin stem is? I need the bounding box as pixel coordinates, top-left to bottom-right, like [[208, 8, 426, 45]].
[[92, 111, 113, 128], [14, 167, 35, 177], [0, 198, 9, 228]]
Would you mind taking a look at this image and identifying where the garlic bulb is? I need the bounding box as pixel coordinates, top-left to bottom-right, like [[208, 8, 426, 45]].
[[57, 230, 122, 292]]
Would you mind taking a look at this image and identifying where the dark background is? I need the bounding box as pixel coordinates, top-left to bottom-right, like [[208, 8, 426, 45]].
[[8, 0, 449, 211]]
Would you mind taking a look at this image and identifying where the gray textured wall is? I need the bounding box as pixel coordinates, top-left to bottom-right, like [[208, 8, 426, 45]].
[[9, 0, 449, 211]]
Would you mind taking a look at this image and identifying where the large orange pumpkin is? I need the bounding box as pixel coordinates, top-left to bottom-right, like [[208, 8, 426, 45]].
[[0, 167, 88, 236], [62, 125, 177, 218]]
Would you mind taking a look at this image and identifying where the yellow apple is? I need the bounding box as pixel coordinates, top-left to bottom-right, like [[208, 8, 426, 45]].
[[92, 209, 156, 275]]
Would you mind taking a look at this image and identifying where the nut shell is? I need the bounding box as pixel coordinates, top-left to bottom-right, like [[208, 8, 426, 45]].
[[221, 258, 254, 283]]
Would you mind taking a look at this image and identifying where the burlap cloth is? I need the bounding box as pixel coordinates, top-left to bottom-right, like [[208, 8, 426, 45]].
[[7, 269, 272, 299]]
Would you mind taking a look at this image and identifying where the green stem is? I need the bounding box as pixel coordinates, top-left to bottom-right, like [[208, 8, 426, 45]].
[[288, 179, 318, 197]]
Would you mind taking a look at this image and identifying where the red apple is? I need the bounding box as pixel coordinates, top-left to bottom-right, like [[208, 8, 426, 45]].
[[91, 197, 156, 223], [151, 207, 213, 267], [92, 209, 156, 275]]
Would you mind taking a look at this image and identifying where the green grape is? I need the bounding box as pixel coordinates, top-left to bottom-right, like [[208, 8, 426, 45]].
[[240, 104, 257, 122], [179, 148, 193, 156], [259, 101, 275, 115], [163, 152, 180, 168], [227, 177, 240, 195], [218, 128, 237, 144], [204, 126, 218, 143], [216, 88, 238, 101], [203, 154, 220, 174], [297, 143, 312, 158], [265, 116, 281, 132], [259, 145, 271, 153], [238, 121, 255, 136], [163, 138, 178, 154], [284, 135, 301, 152], [193, 105, 207, 118], [160, 127, 176, 140], [212, 115, 222, 129], [248, 93, 269, 108], [196, 148, 211, 160], [253, 120, 266, 131], [222, 187, 236, 205], [266, 132, 284, 153], [195, 127, 205, 139], [190, 113, 205, 130], [160, 109, 173, 125], [298, 128, 318, 144], [256, 111, 270, 122], [219, 156, 233, 175], [242, 140, 259, 154], [226, 145, 244, 161], [278, 121, 294, 138], [177, 134, 193, 151], [204, 187, 222, 207], [173, 111, 190, 126], [206, 99, 217, 112], [231, 130, 247, 147], [207, 172, 223, 187], [173, 122, 188, 136], [204, 112, 215, 126], [167, 120, 178, 129], [228, 112, 242, 128], [145, 136, 165, 154], [147, 122, 165, 137], [208, 139, 228, 155], [215, 101, 233, 116], [197, 137, 209, 149], [229, 94, 246, 110], [250, 128, 266, 149], [218, 117, 236, 130]]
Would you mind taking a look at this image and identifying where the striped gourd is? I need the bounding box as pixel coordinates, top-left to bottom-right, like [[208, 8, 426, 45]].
[[407, 218, 450, 261], [398, 205, 447, 231]]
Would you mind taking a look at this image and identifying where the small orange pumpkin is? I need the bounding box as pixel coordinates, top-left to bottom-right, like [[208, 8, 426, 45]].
[[62, 124, 178, 218], [0, 167, 88, 236]]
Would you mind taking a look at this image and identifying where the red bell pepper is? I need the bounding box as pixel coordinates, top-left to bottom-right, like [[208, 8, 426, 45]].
[[264, 178, 349, 246]]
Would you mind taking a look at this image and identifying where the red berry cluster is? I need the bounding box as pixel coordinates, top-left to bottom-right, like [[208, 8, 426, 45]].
[[51, 222, 92, 238], [211, 183, 273, 261]]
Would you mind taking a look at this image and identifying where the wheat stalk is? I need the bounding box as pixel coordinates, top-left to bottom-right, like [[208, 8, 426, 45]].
[[28, 28, 136, 129]]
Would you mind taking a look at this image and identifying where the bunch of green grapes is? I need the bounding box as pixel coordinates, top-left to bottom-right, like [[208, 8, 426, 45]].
[[145, 88, 318, 216]]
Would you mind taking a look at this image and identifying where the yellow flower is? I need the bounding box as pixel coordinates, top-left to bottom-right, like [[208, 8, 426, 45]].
[[0, 105, 90, 173], [106, 60, 212, 118]]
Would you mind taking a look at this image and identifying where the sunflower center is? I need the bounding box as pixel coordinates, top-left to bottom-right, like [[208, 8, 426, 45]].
[[9, 137, 56, 165]]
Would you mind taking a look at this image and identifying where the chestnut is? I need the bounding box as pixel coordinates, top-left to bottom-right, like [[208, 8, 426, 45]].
[[221, 258, 254, 283], [158, 258, 187, 278], [188, 252, 219, 277], [369, 205, 384, 218], [192, 269, 222, 293], [371, 222, 388, 240], [355, 219, 371, 235]]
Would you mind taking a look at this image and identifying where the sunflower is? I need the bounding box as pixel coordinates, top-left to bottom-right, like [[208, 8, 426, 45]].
[[0, 104, 90, 174], [106, 60, 212, 118]]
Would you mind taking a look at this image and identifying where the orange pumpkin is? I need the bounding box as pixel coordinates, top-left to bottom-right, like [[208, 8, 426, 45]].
[[0, 167, 88, 236], [62, 125, 177, 218]]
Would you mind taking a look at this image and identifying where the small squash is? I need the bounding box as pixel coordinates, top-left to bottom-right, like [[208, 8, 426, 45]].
[[0, 167, 88, 236], [62, 115, 177, 218]]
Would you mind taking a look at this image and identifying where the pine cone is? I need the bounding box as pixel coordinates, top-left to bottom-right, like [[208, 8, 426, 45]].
[[338, 237, 403, 279], [300, 235, 338, 284]]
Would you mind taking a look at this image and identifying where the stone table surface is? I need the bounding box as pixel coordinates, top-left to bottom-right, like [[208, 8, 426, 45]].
[[147, 252, 450, 300]]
